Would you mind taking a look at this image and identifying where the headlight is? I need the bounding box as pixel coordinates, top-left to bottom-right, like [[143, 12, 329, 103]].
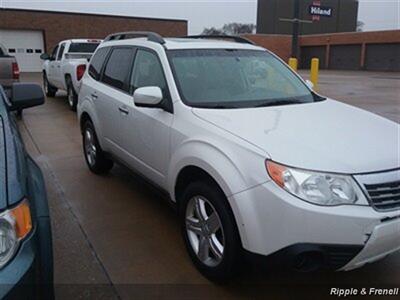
[[266, 160, 366, 206], [0, 200, 32, 268]]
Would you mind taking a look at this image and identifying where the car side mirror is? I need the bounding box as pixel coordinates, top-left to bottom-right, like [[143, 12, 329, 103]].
[[9, 83, 45, 111], [305, 80, 314, 90], [133, 86, 163, 108], [40, 53, 51, 60]]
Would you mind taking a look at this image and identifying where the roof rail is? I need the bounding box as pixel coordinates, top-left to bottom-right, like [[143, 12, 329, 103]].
[[180, 35, 255, 45], [103, 31, 165, 45]]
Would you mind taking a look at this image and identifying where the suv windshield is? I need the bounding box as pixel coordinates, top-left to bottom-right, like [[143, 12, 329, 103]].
[[168, 49, 322, 108], [69, 43, 100, 53]]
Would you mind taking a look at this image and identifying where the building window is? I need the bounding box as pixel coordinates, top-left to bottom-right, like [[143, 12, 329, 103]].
[[8, 49, 16, 53], [26, 49, 33, 53], [35, 49, 42, 53]]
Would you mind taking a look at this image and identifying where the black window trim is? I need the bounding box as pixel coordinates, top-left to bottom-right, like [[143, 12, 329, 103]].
[[129, 46, 173, 113], [99, 45, 136, 94]]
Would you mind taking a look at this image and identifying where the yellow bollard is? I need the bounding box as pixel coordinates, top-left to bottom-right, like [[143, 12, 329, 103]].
[[310, 58, 319, 91], [288, 58, 298, 71]]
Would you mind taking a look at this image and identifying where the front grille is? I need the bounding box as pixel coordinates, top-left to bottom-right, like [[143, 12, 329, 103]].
[[364, 180, 400, 211]]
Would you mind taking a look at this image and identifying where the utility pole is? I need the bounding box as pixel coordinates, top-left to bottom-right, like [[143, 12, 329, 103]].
[[291, 0, 300, 59], [279, 0, 312, 60]]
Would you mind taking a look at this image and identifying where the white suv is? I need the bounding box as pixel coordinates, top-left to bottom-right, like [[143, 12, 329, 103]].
[[78, 32, 400, 281]]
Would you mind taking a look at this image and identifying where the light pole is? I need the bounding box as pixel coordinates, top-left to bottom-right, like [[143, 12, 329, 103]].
[[279, 0, 313, 60]]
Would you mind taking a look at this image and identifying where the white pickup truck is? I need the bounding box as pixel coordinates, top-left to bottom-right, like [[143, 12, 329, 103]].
[[41, 39, 101, 111]]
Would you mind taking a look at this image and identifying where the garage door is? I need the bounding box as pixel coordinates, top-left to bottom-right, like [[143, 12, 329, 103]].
[[300, 46, 326, 69], [329, 45, 361, 70], [365, 43, 400, 72], [0, 30, 44, 72]]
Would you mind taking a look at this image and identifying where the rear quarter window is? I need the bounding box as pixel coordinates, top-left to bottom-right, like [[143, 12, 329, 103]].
[[88, 47, 110, 81]]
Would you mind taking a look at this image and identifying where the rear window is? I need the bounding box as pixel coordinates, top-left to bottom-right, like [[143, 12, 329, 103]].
[[69, 43, 100, 53]]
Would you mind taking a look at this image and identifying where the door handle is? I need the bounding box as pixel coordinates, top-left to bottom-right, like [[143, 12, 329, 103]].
[[118, 107, 129, 115], [91, 93, 98, 99]]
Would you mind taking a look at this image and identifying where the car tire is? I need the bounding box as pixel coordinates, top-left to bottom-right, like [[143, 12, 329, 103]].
[[43, 73, 57, 97], [66, 78, 78, 111], [179, 180, 242, 283], [82, 121, 113, 174]]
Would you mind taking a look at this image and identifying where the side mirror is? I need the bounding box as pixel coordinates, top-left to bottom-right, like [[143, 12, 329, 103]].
[[40, 53, 51, 60], [305, 79, 314, 90], [133, 86, 163, 107], [9, 83, 45, 111]]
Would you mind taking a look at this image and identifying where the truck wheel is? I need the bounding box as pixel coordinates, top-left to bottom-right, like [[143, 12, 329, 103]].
[[179, 181, 242, 283], [43, 73, 57, 97], [66, 79, 78, 112], [82, 120, 113, 174]]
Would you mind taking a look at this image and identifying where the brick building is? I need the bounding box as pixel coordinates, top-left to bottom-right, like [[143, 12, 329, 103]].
[[245, 30, 400, 71], [0, 8, 187, 71]]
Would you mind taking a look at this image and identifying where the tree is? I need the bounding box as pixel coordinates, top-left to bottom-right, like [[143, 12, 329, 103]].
[[202, 23, 256, 35], [357, 20, 365, 32]]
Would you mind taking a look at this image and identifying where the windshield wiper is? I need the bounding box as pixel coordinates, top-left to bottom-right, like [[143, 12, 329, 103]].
[[195, 104, 239, 109], [255, 99, 302, 107]]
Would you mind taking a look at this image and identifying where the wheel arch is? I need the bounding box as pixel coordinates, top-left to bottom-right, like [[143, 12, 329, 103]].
[[80, 111, 92, 133], [168, 140, 250, 203]]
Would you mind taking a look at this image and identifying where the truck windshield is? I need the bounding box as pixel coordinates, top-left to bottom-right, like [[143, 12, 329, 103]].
[[69, 43, 100, 53], [168, 49, 322, 108]]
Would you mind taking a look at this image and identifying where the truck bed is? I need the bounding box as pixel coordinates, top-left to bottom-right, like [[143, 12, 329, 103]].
[[0, 45, 18, 93]]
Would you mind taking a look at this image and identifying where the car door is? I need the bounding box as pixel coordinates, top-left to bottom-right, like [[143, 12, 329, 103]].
[[96, 47, 136, 157], [119, 48, 174, 186], [47, 45, 59, 86], [53, 42, 66, 89]]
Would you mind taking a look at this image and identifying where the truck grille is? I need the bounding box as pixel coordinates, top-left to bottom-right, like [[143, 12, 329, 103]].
[[364, 180, 400, 211]]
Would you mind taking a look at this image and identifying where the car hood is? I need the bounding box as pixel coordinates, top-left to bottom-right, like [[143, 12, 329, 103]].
[[192, 99, 400, 174]]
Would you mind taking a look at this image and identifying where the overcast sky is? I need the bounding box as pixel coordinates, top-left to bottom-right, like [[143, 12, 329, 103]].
[[1, 0, 399, 34]]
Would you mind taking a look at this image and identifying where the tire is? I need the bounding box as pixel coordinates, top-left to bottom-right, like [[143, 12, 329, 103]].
[[179, 181, 242, 282], [82, 120, 113, 174], [66, 78, 78, 111], [43, 73, 57, 97]]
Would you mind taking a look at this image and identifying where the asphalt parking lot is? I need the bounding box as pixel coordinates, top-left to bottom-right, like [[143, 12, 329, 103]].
[[18, 71, 400, 299]]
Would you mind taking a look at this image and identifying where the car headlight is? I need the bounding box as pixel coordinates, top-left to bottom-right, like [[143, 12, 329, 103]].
[[266, 160, 367, 206], [0, 200, 32, 268]]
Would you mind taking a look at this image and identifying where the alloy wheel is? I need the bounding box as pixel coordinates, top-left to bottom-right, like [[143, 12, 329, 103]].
[[44, 77, 48, 94], [185, 196, 225, 267], [84, 128, 97, 167], [68, 86, 74, 107]]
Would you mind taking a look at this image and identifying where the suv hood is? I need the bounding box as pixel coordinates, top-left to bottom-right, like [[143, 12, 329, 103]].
[[193, 99, 400, 174]]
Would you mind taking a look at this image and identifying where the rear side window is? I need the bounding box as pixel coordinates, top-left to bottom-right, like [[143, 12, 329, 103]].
[[0, 48, 4, 56], [101, 48, 135, 91], [69, 43, 99, 53], [88, 47, 110, 81]]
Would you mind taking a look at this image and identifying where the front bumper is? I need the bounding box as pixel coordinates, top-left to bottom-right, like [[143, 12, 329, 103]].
[[228, 181, 400, 270], [341, 216, 400, 270]]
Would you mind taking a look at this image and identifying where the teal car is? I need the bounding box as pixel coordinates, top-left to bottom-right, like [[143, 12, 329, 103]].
[[0, 83, 53, 299]]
